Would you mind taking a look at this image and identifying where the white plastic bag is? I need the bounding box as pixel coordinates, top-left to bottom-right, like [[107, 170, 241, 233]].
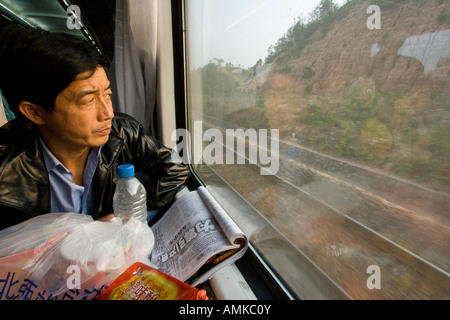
[[0, 213, 155, 300]]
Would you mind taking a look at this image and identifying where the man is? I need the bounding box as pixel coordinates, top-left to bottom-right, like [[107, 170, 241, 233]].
[[0, 25, 190, 230]]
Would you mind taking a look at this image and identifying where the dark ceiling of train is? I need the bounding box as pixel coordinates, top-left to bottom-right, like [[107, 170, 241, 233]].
[[0, 0, 116, 64]]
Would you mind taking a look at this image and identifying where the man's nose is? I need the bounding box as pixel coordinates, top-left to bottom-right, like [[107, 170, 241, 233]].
[[98, 98, 114, 120]]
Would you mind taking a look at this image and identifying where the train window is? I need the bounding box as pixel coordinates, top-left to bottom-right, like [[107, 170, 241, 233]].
[[182, 0, 450, 299]]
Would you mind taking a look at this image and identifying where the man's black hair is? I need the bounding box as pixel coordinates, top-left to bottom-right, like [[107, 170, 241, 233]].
[[0, 24, 108, 118]]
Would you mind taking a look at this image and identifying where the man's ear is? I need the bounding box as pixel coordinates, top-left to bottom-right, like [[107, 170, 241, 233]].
[[18, 102, 47, 125]]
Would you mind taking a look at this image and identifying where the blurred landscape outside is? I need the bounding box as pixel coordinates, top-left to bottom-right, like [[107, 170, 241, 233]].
[[187, 0, 450, 299]]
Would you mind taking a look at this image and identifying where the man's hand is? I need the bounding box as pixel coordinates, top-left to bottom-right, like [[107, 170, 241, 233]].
[[97, 213, 114, 222]]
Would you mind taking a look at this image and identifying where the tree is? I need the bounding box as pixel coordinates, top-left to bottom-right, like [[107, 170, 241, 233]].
[[302, 66, 316, 80], [310, 0, 338, 21]]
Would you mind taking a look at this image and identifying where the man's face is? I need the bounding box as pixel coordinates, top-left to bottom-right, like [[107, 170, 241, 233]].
[[41, 67, 114, 150]]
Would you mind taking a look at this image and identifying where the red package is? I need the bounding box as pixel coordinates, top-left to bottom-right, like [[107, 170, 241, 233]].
[[97, 262, 210, 300]]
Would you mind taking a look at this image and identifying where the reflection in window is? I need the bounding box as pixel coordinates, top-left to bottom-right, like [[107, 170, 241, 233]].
[[185, 0, 450, 299]]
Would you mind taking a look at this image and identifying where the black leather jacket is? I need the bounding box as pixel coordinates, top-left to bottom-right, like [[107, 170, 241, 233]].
[[0, 113, 190, 230]]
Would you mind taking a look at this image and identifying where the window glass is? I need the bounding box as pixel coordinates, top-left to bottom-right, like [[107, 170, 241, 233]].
[[184, 0, 450, 299]]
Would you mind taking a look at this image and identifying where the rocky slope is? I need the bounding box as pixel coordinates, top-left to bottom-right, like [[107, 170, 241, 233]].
[[251, 0, 450, 192]]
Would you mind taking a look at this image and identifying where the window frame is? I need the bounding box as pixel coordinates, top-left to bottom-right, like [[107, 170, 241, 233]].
[[170, 0, 355, 299], [170, 0, 294, 300]]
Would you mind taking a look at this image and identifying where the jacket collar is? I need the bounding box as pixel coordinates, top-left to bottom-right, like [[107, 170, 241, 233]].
[[0, 118, 126, 217], [1, 118, 40, 157], [0, 119, 50, 216], [98, 130, 125, 170]]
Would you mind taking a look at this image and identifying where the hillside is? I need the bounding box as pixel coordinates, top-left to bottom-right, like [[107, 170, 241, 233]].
[[235, 0, 450, 192], [193, 0, 450, 298]]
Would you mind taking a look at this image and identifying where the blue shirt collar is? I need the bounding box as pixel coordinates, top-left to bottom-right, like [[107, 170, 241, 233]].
[[38, 135, 102, 174]]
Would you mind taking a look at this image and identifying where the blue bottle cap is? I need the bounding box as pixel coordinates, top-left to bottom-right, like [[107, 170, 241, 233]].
[[117, 164, 135, 178]]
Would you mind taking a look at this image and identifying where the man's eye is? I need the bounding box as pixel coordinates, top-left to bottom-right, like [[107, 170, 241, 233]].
[[80, 97, 95, 105]]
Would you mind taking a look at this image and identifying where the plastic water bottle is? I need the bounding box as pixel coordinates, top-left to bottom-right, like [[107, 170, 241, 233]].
[[113, 164, 147, 223]]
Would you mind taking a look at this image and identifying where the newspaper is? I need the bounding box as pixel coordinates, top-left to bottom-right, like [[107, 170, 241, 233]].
[[150, 186, 248, 286]]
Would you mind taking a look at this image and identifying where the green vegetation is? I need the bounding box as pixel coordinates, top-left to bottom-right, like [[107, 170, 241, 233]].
[[266, 0, 358, 64], [225, 107, 270, 130], [301, 66, 316, 80], [297, 83, 450, 187], [437, 8, 449, 23], [194, 0, 450, 191], [193, 60, 268, 129], [298, 83, 392, 165]]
